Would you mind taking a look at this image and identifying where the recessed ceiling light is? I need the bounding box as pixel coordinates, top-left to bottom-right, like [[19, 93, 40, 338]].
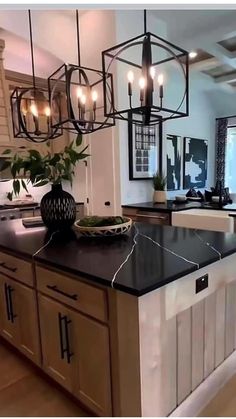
[[189, 51, 198, 59]]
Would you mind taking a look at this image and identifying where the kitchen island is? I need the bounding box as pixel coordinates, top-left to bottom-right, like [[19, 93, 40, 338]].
[[1, 220, 236, 416]]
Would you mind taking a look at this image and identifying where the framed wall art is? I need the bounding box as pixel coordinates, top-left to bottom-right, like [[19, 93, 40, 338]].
[[183, 137, 208, 189], [166, 134, 181, 190], [128, 112, 162, 180]]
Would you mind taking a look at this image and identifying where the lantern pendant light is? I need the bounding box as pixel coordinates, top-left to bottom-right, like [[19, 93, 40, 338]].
[[102, 9, 189, 126], [10, 11, 62, 143], [48, 10, 115, 135]]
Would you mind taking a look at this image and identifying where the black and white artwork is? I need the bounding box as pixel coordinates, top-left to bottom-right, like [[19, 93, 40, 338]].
[[166, 134, 181, 190], [183, 137, 208, 189], [128, 117, 161, 180]]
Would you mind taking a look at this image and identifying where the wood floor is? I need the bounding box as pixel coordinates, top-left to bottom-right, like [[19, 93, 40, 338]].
[[0, 342, 89, 417], [3, 339, 236, 418], [199, 374, 236, 417]]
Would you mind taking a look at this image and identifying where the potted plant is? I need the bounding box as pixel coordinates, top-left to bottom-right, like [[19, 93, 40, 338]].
[[1, 134, 89, 230], [152, 171, 167, 203]]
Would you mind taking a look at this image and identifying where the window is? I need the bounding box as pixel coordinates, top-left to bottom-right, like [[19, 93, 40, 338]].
[[225, 126, 236, 193]]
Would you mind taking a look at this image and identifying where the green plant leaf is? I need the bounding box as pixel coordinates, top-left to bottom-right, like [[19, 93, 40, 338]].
[[21, 179, 28, 193], [34, 180, 49, 187], [76, 134, 83, 147], [79, 153, 90, 159], [29, 150, 41, 160], [2, 149, 11, 155], [11, 163, 17, 178], [50, 154, 61, 166], [7, 192, 13, 201], [79, 145, 89, 155], [13, 179, 20, 196]]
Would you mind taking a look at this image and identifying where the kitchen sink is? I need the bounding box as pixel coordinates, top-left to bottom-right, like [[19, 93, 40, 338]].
[[172, 208, 235, 233]]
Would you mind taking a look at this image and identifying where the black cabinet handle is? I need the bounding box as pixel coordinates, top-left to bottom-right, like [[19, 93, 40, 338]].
[[4, 284, 17, 323], [64, 317, 73, 364], [104, 201, 111, 206], [0, 262, 17, 273], [8, 286, 17, 323], [58, 313, 73, 364], [4, 283, 11, 321], [47, 285, 77, 301], [58, 313, 65, 360]]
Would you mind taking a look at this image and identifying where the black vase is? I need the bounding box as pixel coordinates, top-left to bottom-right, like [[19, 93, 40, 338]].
[[40, 184, 76, 231]]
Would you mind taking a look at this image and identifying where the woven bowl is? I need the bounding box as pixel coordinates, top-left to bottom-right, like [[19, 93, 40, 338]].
[[74, 217, 132, 237]]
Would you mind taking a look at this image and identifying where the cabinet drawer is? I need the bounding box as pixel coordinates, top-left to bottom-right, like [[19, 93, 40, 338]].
[[36, 266, 107, 323], [0, 251, 33, 286], [122, 208, 138, 216]]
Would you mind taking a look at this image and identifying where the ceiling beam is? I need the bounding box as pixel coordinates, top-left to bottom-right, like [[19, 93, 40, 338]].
[[214, 71, 236, 84], [190, 57, 219, 72]]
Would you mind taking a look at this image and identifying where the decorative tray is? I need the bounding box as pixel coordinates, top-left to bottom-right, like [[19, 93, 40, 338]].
[[74, 216, 132, 237]]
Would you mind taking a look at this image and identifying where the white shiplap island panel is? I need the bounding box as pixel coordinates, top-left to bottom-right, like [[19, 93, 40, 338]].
[[110, 253, 236, 416]]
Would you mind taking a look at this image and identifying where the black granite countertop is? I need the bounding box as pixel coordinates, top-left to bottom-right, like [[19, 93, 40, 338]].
[[1, 219, 236, 296], [122, 200, 236, 213]]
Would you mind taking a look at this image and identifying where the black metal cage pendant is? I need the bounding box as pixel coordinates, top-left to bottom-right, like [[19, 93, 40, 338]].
[[48, 11, 115, 135], [102, 10, 189, 125], [10, 11, 62, 143]]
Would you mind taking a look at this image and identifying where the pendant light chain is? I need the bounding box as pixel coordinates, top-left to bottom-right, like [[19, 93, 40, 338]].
[[28, 10, 36, 91], [144, 9, 147, 34], [76, 10, 81, 67]]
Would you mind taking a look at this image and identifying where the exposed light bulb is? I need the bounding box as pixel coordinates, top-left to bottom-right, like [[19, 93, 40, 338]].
[[189, 51, 197, 59], [30, 103, 38, 117], [158, 74, 164, 86], [150, 66, 155, 80], [22, 108, 27, 116], [77, 87, 83, 98], [81, 95, 86, 105], [91, 91, 98, 102], [45, 106, 51, 117], [139, 77, 146, 89], [127, 70, 134, 83]]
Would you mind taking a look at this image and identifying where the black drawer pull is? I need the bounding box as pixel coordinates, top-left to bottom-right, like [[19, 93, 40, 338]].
[[0, 261, 17, 273], [8, 286, 17, 323], [4, 283, 11, 321], [4, 284, 17, 323], [64, 317, 73, 364], [58, 313, 73, 364], [47, 285, 78, 301], [58, 312, 65, 360]]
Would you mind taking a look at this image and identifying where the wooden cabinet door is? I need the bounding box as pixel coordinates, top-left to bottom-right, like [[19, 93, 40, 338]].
[[13, 281, 40, 364], [38, 294, 74, 392], [0, 274, 40, 364], [0, 274, 19, 344], [39, 293, 112, 416], [71, 311, 112, 416]]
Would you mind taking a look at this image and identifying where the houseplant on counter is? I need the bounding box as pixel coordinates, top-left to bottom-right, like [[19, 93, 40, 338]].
[[1, 134, 89, 230], [153, 171, 167, 203]]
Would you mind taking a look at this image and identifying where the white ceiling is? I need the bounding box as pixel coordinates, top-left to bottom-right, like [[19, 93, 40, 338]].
[[152, 10, 236, 44]]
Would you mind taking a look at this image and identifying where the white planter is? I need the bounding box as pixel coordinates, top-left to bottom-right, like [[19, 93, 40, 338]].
[[153, 190, 167, 203]]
